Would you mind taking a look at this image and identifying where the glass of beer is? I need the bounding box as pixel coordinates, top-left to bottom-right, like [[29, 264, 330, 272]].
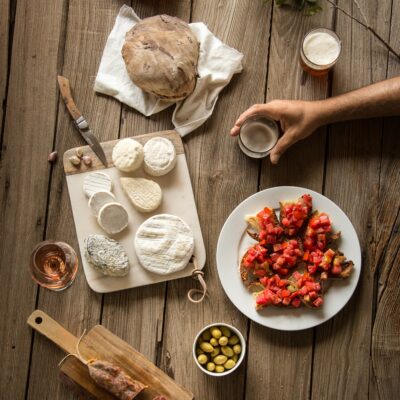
[[29, 240, 78, 291], [300, 28, 341, 77]]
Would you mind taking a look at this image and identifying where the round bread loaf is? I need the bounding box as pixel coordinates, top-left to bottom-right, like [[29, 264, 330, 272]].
[[122, 15, 199, 101]]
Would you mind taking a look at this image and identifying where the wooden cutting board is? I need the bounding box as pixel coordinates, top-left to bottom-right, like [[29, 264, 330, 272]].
[[27, 310, 193, 400], [63, 130, 206, 293]]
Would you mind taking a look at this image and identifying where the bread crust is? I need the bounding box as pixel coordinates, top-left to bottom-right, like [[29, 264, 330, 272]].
[[122, 15, 199, 101]]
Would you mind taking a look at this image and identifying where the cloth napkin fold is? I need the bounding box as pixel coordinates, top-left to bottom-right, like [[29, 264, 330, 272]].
[[94, 5, 244, 136]]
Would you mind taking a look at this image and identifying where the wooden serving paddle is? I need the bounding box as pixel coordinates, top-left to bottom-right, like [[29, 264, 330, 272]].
[[27, 310, 193, 400]]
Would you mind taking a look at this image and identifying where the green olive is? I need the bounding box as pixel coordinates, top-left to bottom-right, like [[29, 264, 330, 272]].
[[221, 346, 234, 357], [218, 336, 228, 346], [197, 354, 208, 365], [210, 346, 220, 358], [213, 355, 228, 365], [199, 342, 214, 353], [196, 348, 204, 355], [202, 330, 211, 341], [198, 337, 204, 344], [224, 359, 236, 370], [210, 337, 218, 347], [206, 362, 216, 372], [228, 335, 239, 345], [215, 365, 225, 373], [233, 344, 242, 354], [231, 354, 239, 363], [210, 327, 222, 339], [220, 326, 232, 338]]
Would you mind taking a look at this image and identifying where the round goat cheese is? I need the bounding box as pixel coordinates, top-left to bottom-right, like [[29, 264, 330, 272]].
[[83, 172, 113, 198], [120, 177, 162, 213], [143, 137, 177, 176], [135, 214, 194, 275], [112, 138, 144, 172], [84, 234, 129, 276], [88, 190, 116, 217], [97, 202, 129, 235]]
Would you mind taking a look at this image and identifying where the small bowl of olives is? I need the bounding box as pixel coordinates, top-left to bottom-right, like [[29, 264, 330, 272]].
[[193, 322, 246, 377]]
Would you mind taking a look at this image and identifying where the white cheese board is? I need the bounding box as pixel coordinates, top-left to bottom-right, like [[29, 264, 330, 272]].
[[63, 130, 206, 293]]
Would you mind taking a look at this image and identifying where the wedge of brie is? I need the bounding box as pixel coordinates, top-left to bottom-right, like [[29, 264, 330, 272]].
[[134, 214, 194, 275], [84, 234, 129, 276], [120, 177, 162, 213], [97, 202, 128, 235], [83, 172, 113, 198]]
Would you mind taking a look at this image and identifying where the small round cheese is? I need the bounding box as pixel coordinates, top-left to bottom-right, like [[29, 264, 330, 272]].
[[143, 137, 177, 176], [88, 190, 116, 217], [120, 177, 162, 213], [112, 138, 144, 172], [135, 214, 194, 275], [83, 172, 113, 198], [84, 234, 129, 277], [97, 202, 128, 235]]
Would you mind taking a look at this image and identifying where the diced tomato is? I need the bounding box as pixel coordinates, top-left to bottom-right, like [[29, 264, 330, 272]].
[[313, 297, 323, 307], [331, 264, 342, 274], [291, 298, 302, 308], [307, 264, 317, 274], [282, 297, 291, 306]]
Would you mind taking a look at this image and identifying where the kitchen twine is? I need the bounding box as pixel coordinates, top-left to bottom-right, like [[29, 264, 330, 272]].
[[187, 256, 207, 303], [58, 329, 90, 367]]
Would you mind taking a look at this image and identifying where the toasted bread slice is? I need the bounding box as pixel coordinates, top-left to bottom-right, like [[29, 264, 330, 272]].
[[279, 194, 313, 236]]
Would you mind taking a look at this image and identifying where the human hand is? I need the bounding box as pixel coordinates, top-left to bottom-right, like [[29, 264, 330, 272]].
[[230, 100, 322, 164]]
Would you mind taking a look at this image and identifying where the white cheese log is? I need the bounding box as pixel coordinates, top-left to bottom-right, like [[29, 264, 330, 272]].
[[112, 138, 144, 173], [88, 190, 116, 217], [143, 137, 177, 176], [97, 202, 129, 235], [83, 172, 113, 198]]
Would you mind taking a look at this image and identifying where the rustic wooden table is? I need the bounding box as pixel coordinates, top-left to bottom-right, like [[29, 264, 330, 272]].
[[1, 1, 399, 399]]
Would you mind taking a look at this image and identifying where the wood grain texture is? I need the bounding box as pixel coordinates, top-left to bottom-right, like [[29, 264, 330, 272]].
[[100, 1, 192, 374], [0, 1, 66, 399], [61, 325, 194, 400], [63, 130, 183, 175], [370, 1, 400, 397], [311, 1, 393, 400], [27, 2, 127, 399], [0, 0, 10, 133], [159, 1, 271, 399], [246, 5, 335, 400]]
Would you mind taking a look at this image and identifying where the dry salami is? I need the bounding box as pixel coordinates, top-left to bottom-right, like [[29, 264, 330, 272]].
[[88, 360, 147, 400]]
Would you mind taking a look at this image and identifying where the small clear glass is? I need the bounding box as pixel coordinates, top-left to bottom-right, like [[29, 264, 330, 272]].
[[238, 116, 280, 159], [29, 240, 78, 291]]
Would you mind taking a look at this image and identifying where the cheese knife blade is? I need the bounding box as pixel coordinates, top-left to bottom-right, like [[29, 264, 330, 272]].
[[57, 75, 108, 168]]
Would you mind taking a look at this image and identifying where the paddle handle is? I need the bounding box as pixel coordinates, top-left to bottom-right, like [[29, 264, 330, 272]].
[[27, 309, 78, 355]]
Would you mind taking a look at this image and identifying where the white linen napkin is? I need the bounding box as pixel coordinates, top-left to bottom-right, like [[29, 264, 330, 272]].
[[94, 5, 244, 136]]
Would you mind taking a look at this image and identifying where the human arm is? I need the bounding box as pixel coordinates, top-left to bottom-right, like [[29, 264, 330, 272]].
[[230, 76, 400, 164]]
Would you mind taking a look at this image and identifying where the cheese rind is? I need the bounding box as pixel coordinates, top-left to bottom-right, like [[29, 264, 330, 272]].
[[88, 190, 116, 217], [112, 138, 144, 172], [97, 202, 129, 235], [84, 234, 129, 276], [134, 214, 194, 275], [83, 172, 113, 198], [143, 137, 177, 176], [120, 177, 162, 213]]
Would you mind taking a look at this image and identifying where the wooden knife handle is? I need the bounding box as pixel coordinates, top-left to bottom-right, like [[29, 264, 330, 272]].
[[57, 75, 83, 122], [27, 309, 78, 355]]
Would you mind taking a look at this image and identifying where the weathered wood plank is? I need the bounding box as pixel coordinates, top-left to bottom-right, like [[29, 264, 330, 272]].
[[370, 1, 400, 396], [311, 1, 393, 399], [159, 1, 271, 399], [0, 1, 67, 398], [0, 0, 10, 133], [246, 5, 334, 400], [101, 0, 192, 367], [26, 1, 127, 399]]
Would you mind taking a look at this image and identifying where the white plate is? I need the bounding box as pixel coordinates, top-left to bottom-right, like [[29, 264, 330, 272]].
[[216, 186, 361, 331]]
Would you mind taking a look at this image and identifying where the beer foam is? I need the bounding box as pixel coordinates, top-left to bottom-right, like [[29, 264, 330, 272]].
[[303, 32, 340, 66]]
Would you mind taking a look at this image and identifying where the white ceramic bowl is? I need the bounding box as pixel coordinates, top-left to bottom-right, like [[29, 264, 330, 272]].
[[192, 322, 246, 377]]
